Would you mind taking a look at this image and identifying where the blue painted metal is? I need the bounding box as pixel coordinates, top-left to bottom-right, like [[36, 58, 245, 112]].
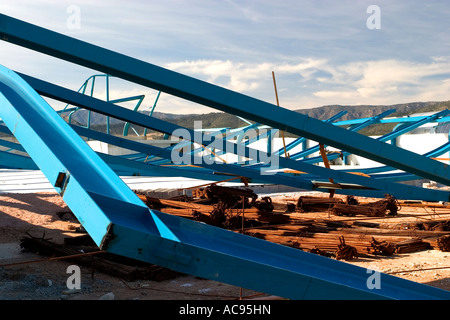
[[295, 109, 449, 165], [0, 150, 38, 169], [0, 71, 448, 201], [334, 113, 450, 127], [275, 109, 397, 161], [2, 14, 450, 188], [18, 72, 450, 201], [63, 74, 147, 137], [273, 110, 348, 156], [1, 15, 450, 299], [4, 65, 449, 300], [347, 141, 450, 182]]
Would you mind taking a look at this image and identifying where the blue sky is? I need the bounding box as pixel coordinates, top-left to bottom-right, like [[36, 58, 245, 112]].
[[1, 0, 450, 114]]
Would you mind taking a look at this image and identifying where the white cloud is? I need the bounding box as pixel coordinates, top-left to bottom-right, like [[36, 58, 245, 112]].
[[166, 58, 329, 94], [310, 58, 450, 105], [166, 59, 273, 92], [165, 57, 450, 110], [1, 1, 450, 114]]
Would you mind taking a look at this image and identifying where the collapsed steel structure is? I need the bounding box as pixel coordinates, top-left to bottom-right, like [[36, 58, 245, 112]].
[[0, 14, 449, 299]]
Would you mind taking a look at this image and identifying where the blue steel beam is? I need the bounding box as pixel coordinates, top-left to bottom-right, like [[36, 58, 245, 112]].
[[4, 66, 450, 300], [282, 109, 397, 160], [1, 14, 450, 188], [273, 110, 348, 156], [71, 125, 318, 188], [334, 114, 450, 126], [296, 109, 449, 165], [346, 142, 450, 182], [0, 121, 236, 180], [0, 117, 310, 186], [2, 72, 447, 200], [0, 150, 37, 169], [18, 73, 450, 201], [149, 121, 263, 166]]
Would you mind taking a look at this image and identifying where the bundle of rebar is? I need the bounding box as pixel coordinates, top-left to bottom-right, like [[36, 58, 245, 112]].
[[437, 235, 450, 252]]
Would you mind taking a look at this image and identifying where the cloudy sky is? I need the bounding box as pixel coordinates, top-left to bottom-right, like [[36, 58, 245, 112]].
[[1, 0, 450, 114]]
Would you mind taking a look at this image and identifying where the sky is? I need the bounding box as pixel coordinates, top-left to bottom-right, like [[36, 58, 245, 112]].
[[0, 0, 450, 114]]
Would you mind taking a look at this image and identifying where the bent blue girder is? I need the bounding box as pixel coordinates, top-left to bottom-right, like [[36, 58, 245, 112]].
[[0, 15, 449, 299]]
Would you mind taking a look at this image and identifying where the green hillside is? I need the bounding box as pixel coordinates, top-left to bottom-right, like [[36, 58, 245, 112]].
[[63, 100, 450, 138]]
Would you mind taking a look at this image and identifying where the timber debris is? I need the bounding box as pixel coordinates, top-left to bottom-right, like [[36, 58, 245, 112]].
[[367, 237, 434, 256], [394, 238, 431, 253], [296, 196, 344, 212]]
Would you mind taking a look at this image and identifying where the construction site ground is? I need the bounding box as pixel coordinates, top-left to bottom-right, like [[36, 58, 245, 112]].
[[0, 191, 449, 300]]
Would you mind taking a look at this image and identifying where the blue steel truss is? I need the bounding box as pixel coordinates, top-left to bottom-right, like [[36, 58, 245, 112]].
[[0, 14, 449, 300], [2, 15, 450, 187], [11, 73, 450, 201]]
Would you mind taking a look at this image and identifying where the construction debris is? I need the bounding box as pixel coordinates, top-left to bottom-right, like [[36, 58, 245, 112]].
[[5, 189, 448, 293], [192, 184, 258, 209], [297, 196, 343, 212], [19, 234, 183, 282], [367, 237, 396, 256], [132, 189, 450, 261], [296, 194, 399, 217], [437, 235, 450, 252], [330, 194, 399, 217], [137, 185, 284, 230], [394, 239, 431, 254], [335, 236, 358, 260]]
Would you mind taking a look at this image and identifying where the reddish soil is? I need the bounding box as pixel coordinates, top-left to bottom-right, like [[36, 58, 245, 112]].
[[0, 192, 448, 300]]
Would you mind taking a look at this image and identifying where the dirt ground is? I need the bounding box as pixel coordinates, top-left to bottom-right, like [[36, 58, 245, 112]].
[[0, 193, 264, 300], [0, 192, 449, 300]]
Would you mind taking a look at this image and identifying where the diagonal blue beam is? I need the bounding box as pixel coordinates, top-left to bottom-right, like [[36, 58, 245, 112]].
[[298, 109, 449, 165], [1, 14, 450, 187], [344, 141, 450, 179], [273, 110, 348, 156], [288, 109, 396, 160], [334, 114, 450, 126], [0, 66, 156, 246]]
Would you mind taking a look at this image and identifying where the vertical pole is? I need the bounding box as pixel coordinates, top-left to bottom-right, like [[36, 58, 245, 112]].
[[272, 71, 288, 158], [240, 195, 245, 300], [106, 74, 110, 135], [319, 143, 335, 198]]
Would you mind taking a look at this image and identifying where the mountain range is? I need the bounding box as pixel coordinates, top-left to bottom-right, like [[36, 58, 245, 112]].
[[62, 100, 450, 137]]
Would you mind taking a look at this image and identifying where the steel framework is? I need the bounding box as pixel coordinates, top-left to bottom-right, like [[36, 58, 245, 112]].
[[0, 14, 449, 299]]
